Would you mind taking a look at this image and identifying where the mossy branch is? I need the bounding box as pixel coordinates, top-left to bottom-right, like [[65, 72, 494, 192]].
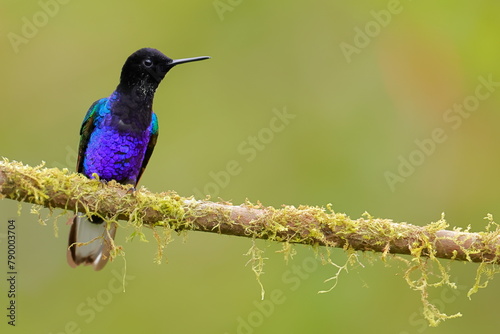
[[1, 158, 500, 265], [4, 159, 500, 326]]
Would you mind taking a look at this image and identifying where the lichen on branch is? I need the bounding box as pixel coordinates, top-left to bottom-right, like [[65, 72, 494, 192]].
[[1, 158, 500, 326]]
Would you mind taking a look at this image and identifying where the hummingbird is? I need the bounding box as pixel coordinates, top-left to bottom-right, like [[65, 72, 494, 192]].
[[67, 48, 210, 270]]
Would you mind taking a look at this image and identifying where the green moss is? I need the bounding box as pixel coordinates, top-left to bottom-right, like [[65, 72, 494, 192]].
[[245, 240, 267, 300], [5, 160, 500, 328], [276, 241, 297, 264], [466, 214, 500, 298], [316, 245, 366, 293]]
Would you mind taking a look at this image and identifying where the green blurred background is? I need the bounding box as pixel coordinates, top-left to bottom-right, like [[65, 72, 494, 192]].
[[2, 0, 500, 333]]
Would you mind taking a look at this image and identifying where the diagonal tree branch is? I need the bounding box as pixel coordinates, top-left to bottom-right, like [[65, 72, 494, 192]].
[[1, 158, 499, 265]]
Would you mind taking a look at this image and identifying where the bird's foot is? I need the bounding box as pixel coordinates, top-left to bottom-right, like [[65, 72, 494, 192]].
[[126, 186, 136, 194]]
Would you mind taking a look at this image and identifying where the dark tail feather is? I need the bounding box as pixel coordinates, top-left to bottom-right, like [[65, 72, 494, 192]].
[[67, 214, 117, 271]]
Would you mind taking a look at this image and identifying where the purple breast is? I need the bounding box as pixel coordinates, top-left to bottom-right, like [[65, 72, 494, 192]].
[[82, 125, 150, 184]]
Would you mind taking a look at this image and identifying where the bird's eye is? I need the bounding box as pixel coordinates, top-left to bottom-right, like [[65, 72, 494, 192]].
[[143, 59, 153, 67]]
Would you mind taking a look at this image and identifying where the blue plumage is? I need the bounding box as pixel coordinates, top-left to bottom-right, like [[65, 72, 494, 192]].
[[79, 97, 158, 184], [67, 48, 209, 270]]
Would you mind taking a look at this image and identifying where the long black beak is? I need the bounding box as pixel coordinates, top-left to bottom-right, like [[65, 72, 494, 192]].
[[170, 56, 210, 67]]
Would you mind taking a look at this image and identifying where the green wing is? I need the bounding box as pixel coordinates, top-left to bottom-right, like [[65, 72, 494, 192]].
[[76, 99, 107, 173]]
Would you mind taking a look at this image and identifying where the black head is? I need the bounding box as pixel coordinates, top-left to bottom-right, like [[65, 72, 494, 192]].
[[117, 47, 209, 95]]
